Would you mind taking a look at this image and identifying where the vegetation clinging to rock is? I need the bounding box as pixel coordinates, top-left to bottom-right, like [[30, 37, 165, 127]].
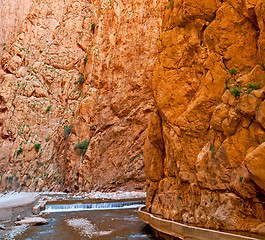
[[74, 140, 90, 156]]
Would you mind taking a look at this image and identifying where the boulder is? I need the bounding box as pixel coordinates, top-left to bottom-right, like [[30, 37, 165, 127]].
[[245, 143, 265, 191], [15, 217, 48, 226]]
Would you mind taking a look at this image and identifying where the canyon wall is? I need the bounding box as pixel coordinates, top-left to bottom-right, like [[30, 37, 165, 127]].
[[0, 0, 33, 54], [0, 0, 167, 192], [145, 0, 265, 232], [1, 0, 265, 233]]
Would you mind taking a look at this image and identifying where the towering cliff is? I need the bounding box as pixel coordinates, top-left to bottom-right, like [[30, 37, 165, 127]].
[[0, 0, 167, 192], [145, 0, 265, 232], [1, 0, 265, 233]]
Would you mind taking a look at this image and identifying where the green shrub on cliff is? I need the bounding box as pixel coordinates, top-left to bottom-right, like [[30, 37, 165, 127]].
[[167, 0, 174, 8], [84, 55, 88, 65], [228, 68, 237, 75], [74, 140, 90, 156], [247, 82, 261, 94], [35, 143, 41, 152], [74, 73, 84, 85], [231, 86, 241, 97], [260, 62, 265, 71], [17, 147, 23, 156], [209, 145, 216, 157], [45, 105, 51, 113], [63, 125, 72, 138], [91, 23, 96, 33]]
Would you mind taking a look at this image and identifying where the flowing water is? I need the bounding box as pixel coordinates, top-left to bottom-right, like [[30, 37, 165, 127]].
[[15, 198, 157, 240]]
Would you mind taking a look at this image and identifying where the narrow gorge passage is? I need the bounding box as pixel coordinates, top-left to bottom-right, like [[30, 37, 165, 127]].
[[0, 0, 265, 239]]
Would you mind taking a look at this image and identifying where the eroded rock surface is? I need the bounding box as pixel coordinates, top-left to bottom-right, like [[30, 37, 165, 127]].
[[0, 0, 167, 192], [145, 0, 265, 232]]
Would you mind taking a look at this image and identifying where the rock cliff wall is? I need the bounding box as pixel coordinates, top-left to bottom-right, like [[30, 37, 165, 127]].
[[145, 0, 265, 232], [0, 0, 33, 55], [1, 0, 265, 233], [0, 0, 167, 192]]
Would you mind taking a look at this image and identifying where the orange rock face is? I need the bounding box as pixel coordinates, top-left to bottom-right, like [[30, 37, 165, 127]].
[[0, 0, 33, 55], [0, 0, 168, 192], [145, 0, 265, 232], [1, 0, 265, 233]]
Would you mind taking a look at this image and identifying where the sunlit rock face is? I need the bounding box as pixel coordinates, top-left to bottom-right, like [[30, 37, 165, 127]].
[[0, 0, 168, 192], [0, 0, 33, 55], [145, 0, 265, 232]]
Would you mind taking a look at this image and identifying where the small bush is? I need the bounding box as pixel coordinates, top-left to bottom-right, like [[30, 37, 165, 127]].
[[210, 145, 216, 157], [46, 135, 50, 141], [74, 73, 84, 85], [247, 82, 261, 94], [84, 55, 88, 65], [91, 23, 96, 33], [131, 154, 142, 161], [74, 140, 90, 155], [17, 147, 23, 156], [45, 105, 51, 113], [231, 87, 241, 97], [63, 125, 72, 138], [228, 68, 237, 75], [260, 62, 265, 71], [35, 143, 41, 152], [167, 0, 174, 8]]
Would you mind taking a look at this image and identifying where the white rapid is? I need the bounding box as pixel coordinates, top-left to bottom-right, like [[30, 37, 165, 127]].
[[43, 200, 145, 213]]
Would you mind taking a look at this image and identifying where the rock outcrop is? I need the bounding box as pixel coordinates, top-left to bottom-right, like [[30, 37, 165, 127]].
[[145, 0, 265, 232], [0, 0, 167, 192]]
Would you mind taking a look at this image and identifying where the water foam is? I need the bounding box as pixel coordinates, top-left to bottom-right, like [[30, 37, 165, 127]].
[[42, 200, 145, 213]]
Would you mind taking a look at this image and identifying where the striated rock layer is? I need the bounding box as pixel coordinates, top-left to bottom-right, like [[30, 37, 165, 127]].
[[0, 0, 168, 192], [145, 0, 265, 232]]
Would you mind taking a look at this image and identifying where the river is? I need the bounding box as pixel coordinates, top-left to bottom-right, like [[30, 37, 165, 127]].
[[15, 197, 157, 240]]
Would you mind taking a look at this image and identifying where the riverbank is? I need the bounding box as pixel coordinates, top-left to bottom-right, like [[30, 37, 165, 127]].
[[0, 192, 39, 222], [138, 207, 265, 240], [0, 192, 40, 239]]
